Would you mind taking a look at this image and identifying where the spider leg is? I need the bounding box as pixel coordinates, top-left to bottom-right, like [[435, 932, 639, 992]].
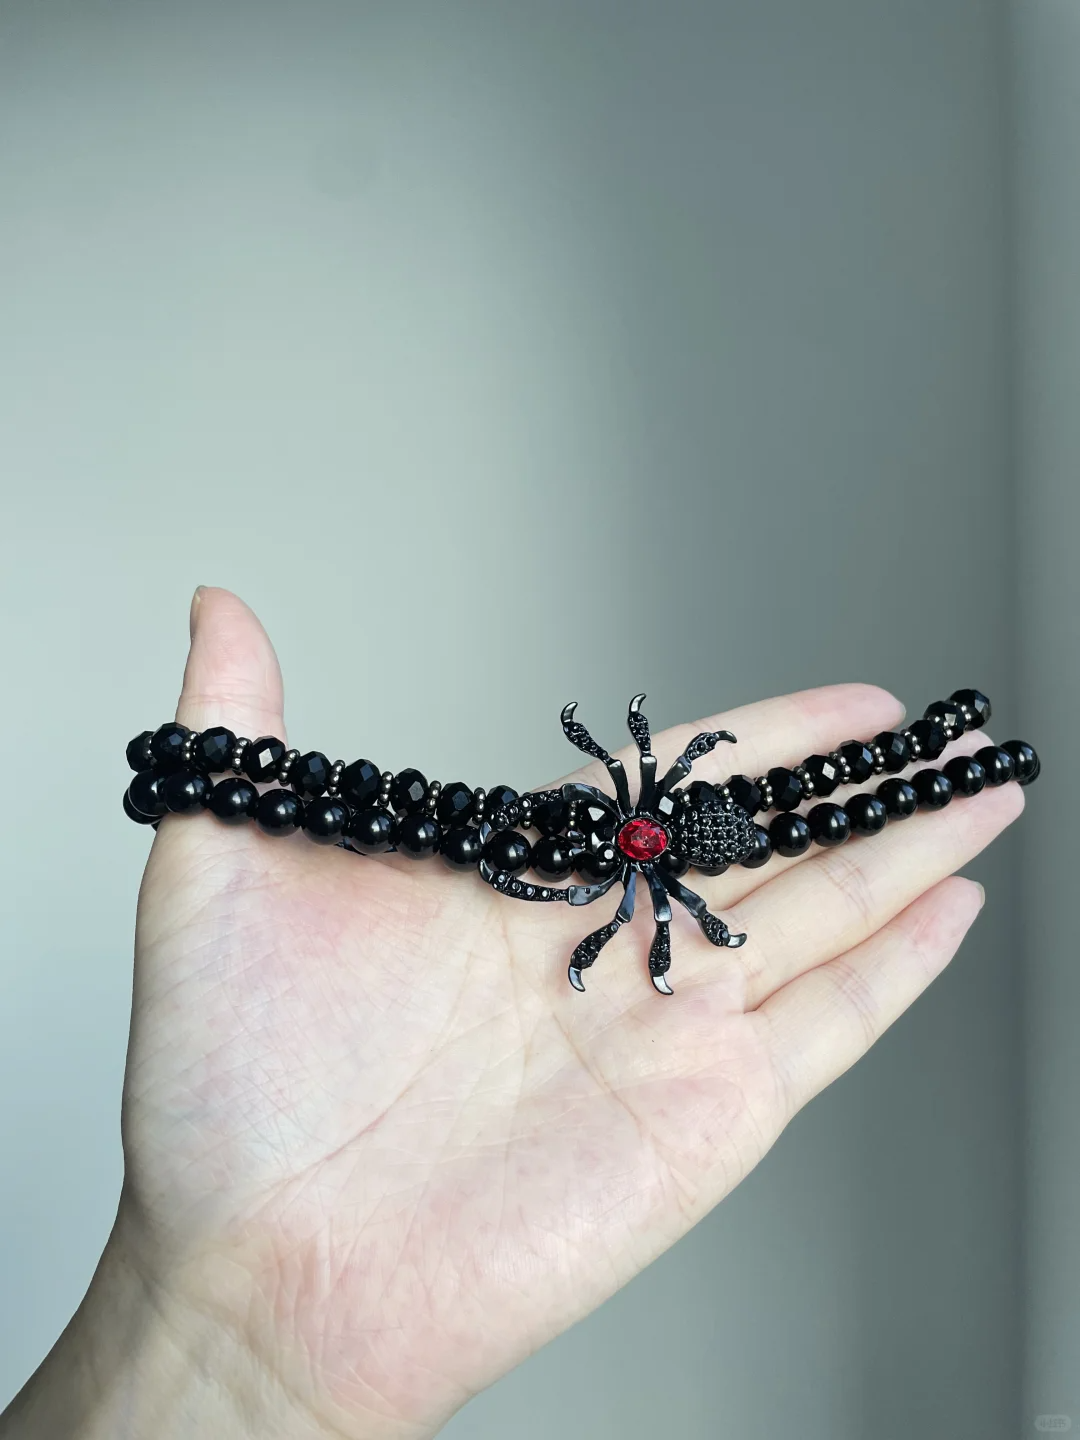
[[568, 868, 635, 992], [478, 859, 620, 906], [627, 693, 658, 813], [643, 865, 675, 994], [561, 702, 631, 815], [656, 867, 747, 949], [657, 728, 738, 797]]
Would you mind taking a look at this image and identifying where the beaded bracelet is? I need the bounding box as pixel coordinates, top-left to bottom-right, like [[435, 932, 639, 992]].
[[124, 687, 1039, 995]]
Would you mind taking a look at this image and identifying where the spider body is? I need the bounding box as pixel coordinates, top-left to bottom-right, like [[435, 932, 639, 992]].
[[478, 695, 755, 994]]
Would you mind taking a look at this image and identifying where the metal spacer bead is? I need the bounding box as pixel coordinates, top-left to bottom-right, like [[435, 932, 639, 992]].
[[870, 743, 886, 776], [719, 784, 733, 808], [326, 759, 345, 798], [424, 780, 442, 816], [756, 776, 773, 810], [958, 702, 974, 730], [795, 764, 814, 800], [277, 748, 300, 784], [379, 770, 394, 808], [834, 751, 852, 786], [903, 730, 922, 760], [182, 732, 199, 764], [519, 795, 534, 828], [231, 738, 251, 773], [471, 787, 487, 822]]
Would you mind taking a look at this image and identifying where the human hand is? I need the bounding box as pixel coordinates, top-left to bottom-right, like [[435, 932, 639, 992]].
[[1, 587, 1023, 1440]]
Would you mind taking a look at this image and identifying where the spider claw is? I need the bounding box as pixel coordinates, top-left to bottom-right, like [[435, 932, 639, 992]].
[[568, 966, 586, 992], [651, 972, 674, 995], [725, 931, 748, 949]]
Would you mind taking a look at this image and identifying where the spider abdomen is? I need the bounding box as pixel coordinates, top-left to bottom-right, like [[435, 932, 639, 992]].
[[673, 797, 756, 869]]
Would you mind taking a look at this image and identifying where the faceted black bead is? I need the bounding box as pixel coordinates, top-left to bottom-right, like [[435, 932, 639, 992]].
[[974, 745, 1015, 786], [727, 774, 763, 816], [531, 796, 570, 835], [804, 753, 842, 797], [877, 777, 918, 818], [656, 849, 690, 879], [844, 792, 888, 836], [912, 768, 953, 810], [208, 777, 259, 823], [149, 722, 191, 771], [874, 731, 911, 773], [390, 768, 427, 813], [766, 767, 803, 812], [255, 788, 303, 835], [808, 802, 851, 846], [532, 834, 576, 881], [906, 718, 947, 761], [123, 789, 157, 824], [949, 688, 992, 729], [162, 768, 211, 813], [768, 812, 811, 857], [685, 780, 721, 808], [740, 823, 772, 868], [576, 801, 617, 839], [436, 781, 475, 827], [485, 784, 519, 819], [924, 700, 966, 737], [1001, 739, 1039, 785], [483, 828, 531, 876], [244, 736, 286, 782], [126, 731, 154, 772], [441, 825, 484, 870], [839, 741, 875, 785], [396, 814, 441, 859], [576, 846, 620, 882], [291, 751, 332, 799], [943, 755, 986, 797], [127, 770, 168, 818], [339, 758, 381, 810], [192, 726, 236, 773], [347, 807, 395, 853], [303, 797, 350, 844]]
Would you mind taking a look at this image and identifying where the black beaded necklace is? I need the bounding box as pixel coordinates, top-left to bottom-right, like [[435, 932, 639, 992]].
[[124, 688, 1039, 995]]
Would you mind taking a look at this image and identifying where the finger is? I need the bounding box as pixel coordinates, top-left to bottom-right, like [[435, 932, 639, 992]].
[[719, 777, 1022, 1008], [757, 876, 984, 1113], [175, 586, 286, 742], [697, 724, 999, 913], [551, 682, 905, 791]]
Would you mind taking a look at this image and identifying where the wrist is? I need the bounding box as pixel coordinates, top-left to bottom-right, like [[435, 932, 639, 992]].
[[0, 1204, 403, 1440]]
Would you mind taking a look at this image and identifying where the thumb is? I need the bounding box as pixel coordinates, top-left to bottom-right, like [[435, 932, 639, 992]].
[[175, 587, 287, 744]]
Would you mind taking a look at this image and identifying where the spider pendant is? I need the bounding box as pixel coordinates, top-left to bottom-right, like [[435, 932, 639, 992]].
[[478, 694, 757, 994]]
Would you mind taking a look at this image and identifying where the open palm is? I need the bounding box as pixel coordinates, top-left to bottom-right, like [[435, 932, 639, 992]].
[[118, 588, 1020, 1439]]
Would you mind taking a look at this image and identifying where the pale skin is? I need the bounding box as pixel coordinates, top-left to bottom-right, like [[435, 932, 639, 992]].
[[0, 588, 1024, 1440]]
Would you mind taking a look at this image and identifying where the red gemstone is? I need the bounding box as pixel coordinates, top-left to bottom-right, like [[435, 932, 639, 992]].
[[616, 816, 669, 861]]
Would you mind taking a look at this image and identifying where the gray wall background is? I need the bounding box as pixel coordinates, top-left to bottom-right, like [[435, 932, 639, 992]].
[[0, 1, 1069, 1435]]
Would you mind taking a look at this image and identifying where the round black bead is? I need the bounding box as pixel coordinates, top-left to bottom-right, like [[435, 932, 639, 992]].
[[244, 736, 287, 782], [694, 862, 730, 877], [949, 688, 992, 729], [303, 796, 350, 844], [436, 781, 475, 827], [441, 825, 484, 870], [839, 741, 875, 785], [943, 755, 986, 797], [532, 834, 575, 881], [808, 802, 850, 846], [192, 726, 237, 773], [804, 754, 842, 797], [255, 788, 303, 835], [924, 700, 967, 737], [208, 777, 259, 823], [877, 777, 918, 818], [292, 751, 332, 799], [483, 828, 531, 876], [149, 722, 191, 771], [395, 813, 441, 859], [656, 849, 690, 878], [485, 784, 519, 819], [905, 718, 948, 762], [127, 770, 168, 817], [1001, 739, 1039, 785], [162, 768, 211, 813], [123, 789, 157, 824], [390, 768, 427, 813], [911, 768, 953, 809], [974, 745, 1016, 786], [126, 731, 154, 772], [531, 796, 570, 835], [576, 846, 620, 882], [768, 812, 812, 857], [874, 731, 911, 773], [845, 792, 888, 836], [347, 807, 395, 854], [740, 823, 772, 868], [727, 775, 763, 816], [766, 767, 803, 812], [339, 758, 381, 809]]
